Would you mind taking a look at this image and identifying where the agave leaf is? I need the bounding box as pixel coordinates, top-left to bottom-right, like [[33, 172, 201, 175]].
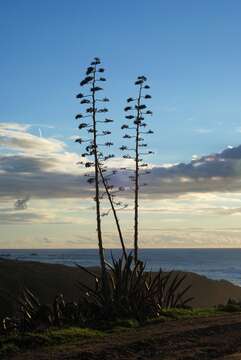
[[158, 272, 173, 307], [170, 274, 187, 295], [105, 260, 115, 271], [149, 268, 162, 293], [75, 263, 100, 280], [21, 292, 35, 311], [173, 284, 192, 308], [23, 310, 32, 320], [77, 281, 103, 303], [180, 296, 195, 307], [24, 288, 40, 308]]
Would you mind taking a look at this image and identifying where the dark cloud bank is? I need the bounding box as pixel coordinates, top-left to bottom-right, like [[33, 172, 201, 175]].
[[1, 143, 241, 200]]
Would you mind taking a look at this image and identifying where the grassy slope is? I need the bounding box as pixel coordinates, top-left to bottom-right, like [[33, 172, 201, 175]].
[[1, 307, 241, 359]]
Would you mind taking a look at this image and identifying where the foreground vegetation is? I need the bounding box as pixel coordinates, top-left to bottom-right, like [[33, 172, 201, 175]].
[[0, 327, 103, 358], [0, 254, 193, 335], [1, 305, 241, 358]]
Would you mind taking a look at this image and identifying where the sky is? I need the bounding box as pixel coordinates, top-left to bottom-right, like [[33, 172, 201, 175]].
[[1, 0, 241, 248]]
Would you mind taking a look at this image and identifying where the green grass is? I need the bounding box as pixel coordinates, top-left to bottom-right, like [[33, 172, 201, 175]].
[[0, 327, 104, 358], [160, 307, 222, 319], [148, 306, 241, 324], [1, 306, 241, 358]]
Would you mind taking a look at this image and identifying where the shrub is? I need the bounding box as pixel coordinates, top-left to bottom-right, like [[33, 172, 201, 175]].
[[77, 254, 193, 323]]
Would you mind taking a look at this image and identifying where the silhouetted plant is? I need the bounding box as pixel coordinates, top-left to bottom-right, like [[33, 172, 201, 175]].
[[77, 254, 193, 323], [75, 58, 128, 267], [0, 266, 192, 334], [75, 57, 129, 293], [73, 61, 193, 326], [18, 287, 52, 331], [0, 317, 18, 335], [16, 288, 82, 332], [75, 57, 108, 292], [154, 271, 194, 309], [120, 76, 154, 263], [0, 60, 195, 336]]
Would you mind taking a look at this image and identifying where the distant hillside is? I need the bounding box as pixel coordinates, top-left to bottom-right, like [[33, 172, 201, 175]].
[[1, 258, 241, 317]]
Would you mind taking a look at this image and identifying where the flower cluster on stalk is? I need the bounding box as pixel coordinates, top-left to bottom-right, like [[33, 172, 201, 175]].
[[120, 76, 154, 189], [74, 58, 127, 258], [120, 75, 154, 262]]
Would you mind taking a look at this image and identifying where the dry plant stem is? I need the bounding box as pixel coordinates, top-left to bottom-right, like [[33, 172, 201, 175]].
[[92, 66, 107, 288], [98, 164, 127, 260], [134, 84, 142, 263]]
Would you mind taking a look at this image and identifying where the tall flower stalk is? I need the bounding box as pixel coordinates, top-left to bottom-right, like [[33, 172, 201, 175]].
[[120, 76, 154, 263], [75, 57, 110, 291], [75, 58, 127, 279]]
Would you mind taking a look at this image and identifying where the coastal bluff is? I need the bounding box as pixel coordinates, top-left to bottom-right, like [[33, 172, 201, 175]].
[[1, 258, 241, 317]]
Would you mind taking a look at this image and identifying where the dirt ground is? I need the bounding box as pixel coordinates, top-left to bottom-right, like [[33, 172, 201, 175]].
[[9, 313, 241, 360]]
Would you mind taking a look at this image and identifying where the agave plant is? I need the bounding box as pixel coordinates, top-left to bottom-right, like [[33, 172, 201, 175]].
[[18, 288, 53, 331], [0, 268, 193, 333], [52, 293, 81, 326], [17, 288, 82, 332], [156, 271, 194, 309], [77, 254, 193, 323]]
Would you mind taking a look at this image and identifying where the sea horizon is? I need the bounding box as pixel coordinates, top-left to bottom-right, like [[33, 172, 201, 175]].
[[1, 248, 241, 286]]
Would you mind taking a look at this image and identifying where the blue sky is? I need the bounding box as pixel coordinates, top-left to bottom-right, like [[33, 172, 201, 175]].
[[1, 0, 241, 162], [1, 1, 241, 248]]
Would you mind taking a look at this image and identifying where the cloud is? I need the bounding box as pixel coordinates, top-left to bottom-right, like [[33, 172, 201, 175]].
[[138, 228, 241, 248], [4, 123, 241, 247], [0, 123, 30, 131], [0, 209, 49, 224], [0, 122, 89, 199], [2, 122, 241, 204], [139, 144, 241, 196], [0, 123, 64, 154]]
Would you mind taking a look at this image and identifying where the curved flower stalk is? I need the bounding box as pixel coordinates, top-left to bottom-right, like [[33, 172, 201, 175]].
[[75, 58, 127, 274], [98, 163, 128, 260], [120, 76, 154, 263]]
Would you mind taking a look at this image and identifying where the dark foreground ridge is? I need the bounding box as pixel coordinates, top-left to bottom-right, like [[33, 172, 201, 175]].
[[8, 314, 241, 360], [2, 258, 241, 359]]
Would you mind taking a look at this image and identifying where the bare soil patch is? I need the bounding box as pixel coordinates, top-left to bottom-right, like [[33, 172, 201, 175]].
[[9, 314, 241, 360]]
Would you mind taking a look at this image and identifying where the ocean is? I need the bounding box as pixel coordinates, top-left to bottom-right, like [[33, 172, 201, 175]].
[[1, 248, 241, 286]]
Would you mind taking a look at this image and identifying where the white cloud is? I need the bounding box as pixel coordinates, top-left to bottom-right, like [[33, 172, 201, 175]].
[[2, 122, 241, 200], [3, 122, 241, 228], [138, 228, 241, 248], [0, 123, 64, 154], [0, 123, 30, 131]]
